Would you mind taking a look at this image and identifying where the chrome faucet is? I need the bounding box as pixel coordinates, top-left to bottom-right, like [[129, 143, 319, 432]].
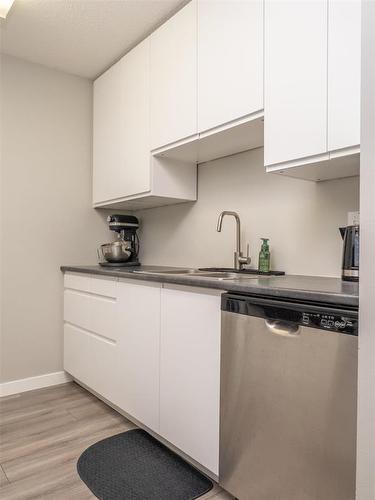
[[216, 211, 251, 270]]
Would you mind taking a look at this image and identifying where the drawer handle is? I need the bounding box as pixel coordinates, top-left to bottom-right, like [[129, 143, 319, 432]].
[[265, 319, 300, 337]]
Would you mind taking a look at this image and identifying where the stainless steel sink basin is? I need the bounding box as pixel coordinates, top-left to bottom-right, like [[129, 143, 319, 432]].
[[134, 269, 268, 280], [135, 269, 200, 275]]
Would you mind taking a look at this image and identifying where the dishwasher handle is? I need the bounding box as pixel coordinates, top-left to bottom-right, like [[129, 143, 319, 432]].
[[265, 319, 300, 337]]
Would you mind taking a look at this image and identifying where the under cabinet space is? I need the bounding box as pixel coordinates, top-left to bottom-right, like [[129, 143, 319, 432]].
[[96, 157, 197, 210], [267, 149, 360, 182], [153, 114, 264, 164]]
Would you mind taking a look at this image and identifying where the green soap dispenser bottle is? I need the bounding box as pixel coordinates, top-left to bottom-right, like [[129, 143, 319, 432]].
[[258, 238, 270, 273]]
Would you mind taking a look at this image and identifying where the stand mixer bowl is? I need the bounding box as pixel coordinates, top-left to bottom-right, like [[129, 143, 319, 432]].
[[98, 240, 132, 263]]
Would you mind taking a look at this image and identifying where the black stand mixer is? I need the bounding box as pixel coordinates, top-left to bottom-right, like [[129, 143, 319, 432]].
[[97, 214, 140, 267]]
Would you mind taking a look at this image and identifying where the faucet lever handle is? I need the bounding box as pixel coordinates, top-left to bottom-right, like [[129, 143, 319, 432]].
[[244, 243, 251, 266]]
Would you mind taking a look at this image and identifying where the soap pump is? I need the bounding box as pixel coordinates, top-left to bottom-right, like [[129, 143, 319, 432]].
[[258, 238, 270, 273]]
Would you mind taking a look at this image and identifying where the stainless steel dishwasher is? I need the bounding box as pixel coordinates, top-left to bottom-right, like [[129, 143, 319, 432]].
[[220, 293, 358, 500]]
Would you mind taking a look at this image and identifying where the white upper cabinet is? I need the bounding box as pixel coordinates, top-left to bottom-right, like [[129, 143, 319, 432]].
[[121, 39, 151, 197], [264, 0, 361, 180], [264, 0, 328, 167], [327, 0, 361, 152], [93, 39, 150, 204], [93, 37, 196, 210], [198, 0, 263, 133], [93, 58, 128, 204], [150, 0, 198, 150]]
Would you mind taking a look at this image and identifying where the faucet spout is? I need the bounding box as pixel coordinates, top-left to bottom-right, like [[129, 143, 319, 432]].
[[216, 211, 250, 270], [217, 210, 240, 231]]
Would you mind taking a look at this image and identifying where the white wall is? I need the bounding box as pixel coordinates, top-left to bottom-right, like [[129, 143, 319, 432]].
[[356, 1, 375, 498], [0, 55, 111, 383], [137, 148, 359, 277]]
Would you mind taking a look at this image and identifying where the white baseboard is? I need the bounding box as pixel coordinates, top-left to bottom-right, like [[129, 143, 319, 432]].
[[0, 371, 72, 397]]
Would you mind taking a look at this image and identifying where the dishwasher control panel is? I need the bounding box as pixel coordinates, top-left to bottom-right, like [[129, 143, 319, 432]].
[[301, 311, 357, 335], [222, 294, 358, 336]]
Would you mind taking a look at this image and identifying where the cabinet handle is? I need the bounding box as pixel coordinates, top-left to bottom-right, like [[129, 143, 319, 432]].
[[265, 319, 300, 337]]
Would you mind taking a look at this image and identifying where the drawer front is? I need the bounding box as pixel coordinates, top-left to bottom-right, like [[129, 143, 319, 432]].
[[90, 295, 117, 341], [89, 335, 117, 402], [64, 323, 91, 385], [64, 290, 91, 331], [64, 272, 91, 293], [64, 274, 118, 340], [64, 323, 116, 402], [91, 276, 117, 298], [64, 273, 117, 297]]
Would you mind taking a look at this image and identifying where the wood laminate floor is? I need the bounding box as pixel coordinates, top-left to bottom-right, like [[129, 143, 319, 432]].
[[0, 382, 233, 500]]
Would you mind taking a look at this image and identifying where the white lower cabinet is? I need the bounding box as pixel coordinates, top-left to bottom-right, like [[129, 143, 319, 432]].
[[63, 274, 221, 475], [63, 274, 118, 403], [64, 289, 91, 331], [64, 323, 92, 388], [64, 323, 117, 404], [160, 285, 221, 475], [115, 279, 161, 433]]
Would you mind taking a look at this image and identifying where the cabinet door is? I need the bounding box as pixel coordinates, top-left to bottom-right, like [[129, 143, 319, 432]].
[[150, 0, 197, 149], [264, 0, 328, 166], [160, 285, 221, 474], [116, 280, 161, 432], [328, 0, 361, 152], [198, 0, 263, 132], [93, 40, 150, 205], [93, 60, 126, 204], [121, 39, 151, 196]]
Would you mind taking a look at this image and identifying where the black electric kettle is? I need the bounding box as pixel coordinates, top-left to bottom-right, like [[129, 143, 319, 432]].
[[339, 225, 359, 282]]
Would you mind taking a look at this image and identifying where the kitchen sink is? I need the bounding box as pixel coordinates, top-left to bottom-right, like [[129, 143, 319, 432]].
[[133, 269, 270, 280]]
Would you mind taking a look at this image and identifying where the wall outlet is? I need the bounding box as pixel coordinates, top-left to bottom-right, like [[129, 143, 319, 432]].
[[347, 211, 360, 226]]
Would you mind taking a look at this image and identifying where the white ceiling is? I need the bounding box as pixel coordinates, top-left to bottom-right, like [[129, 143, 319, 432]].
[[0, 0, 186, 79]]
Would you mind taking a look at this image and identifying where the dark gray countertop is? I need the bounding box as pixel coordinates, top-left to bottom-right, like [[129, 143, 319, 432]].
[[61, 265, 359, 308]]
